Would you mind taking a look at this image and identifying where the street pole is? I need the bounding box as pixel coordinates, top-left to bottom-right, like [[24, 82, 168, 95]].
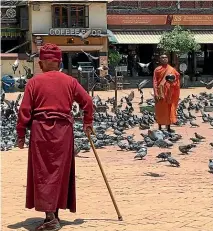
[[91, 69, 95, 97], [114, 67, 118, 111]]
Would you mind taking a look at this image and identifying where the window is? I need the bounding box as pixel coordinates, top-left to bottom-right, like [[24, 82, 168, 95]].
[[52, 5, 89, 28]]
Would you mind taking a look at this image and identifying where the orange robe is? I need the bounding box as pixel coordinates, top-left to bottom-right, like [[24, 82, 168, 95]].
[[153, 64, 180, 125]]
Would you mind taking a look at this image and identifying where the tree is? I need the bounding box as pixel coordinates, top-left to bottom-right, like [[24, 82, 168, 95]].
[[158, 25, 201, 68], [108, 47, 122, 67]]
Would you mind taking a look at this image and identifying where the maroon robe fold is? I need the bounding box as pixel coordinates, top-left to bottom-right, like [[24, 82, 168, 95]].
[[16, 71, 93, 212]]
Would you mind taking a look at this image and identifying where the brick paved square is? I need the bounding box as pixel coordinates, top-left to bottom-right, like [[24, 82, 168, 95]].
[[2, 88, 213, 231]]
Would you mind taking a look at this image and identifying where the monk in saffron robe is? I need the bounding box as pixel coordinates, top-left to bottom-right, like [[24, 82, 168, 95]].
[[153, 54, 180, 133], [16, 43, 94, 231]]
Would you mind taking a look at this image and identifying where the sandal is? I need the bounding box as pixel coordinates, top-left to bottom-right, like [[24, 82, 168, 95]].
[[35, 218, 61, 231]]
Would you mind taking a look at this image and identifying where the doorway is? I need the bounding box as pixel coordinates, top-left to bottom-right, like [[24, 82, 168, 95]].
[[61, 51, 99, 77]]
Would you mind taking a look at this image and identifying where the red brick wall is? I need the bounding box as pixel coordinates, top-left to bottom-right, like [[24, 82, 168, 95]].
[[108, 1, 139, 7], [108, 1, 213, 9], [200, 1, 213, 8], [157, 1, 176, 7], [141, 1, 158, 8], [180, 1, 196, 8]]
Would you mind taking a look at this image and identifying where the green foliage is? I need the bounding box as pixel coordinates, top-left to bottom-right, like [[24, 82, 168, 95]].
[[158, 26, 201, 56], [108, 48, 122, 67]]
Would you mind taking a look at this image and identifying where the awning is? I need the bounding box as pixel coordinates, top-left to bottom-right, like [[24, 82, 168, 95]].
[[192, 31, 213, 44], [112, 31, 162, 44], [107, 30, 118, 44], [112, 31, 213, 44]]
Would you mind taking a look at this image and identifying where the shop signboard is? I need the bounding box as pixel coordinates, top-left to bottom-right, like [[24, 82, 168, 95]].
[[107, 14, 213, 26], [171, 15, 213, 25], [49, 28, 106, 36], [107, 15, 168, 25]]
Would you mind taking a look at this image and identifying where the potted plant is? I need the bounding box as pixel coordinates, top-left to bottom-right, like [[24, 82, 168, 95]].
[[108, 46, 122, 75]]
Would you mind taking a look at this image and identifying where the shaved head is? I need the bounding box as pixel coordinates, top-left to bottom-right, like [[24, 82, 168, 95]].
[[160, 54, 168, 65]]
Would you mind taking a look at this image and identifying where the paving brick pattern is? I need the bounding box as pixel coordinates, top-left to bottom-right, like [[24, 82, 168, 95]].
[[2, 88, 213, 231]]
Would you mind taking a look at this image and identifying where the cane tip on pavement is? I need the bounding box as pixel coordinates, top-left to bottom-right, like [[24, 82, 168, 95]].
[[118, 216, 123, 221]]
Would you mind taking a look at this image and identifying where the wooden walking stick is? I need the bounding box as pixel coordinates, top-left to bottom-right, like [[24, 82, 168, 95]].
[[87, 129, 123, 221]]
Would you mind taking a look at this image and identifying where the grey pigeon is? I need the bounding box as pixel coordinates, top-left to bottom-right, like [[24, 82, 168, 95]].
[[156, 152, 171, 161], [209, 159, 213, 172], [167, 156, 180, 167]]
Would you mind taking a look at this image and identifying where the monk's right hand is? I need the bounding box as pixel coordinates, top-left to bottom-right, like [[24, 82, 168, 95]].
[[83, 123, 95, 136], [17, 137, 25, 149], [155, 95, 164, 101], [155, 95, 160, 101]]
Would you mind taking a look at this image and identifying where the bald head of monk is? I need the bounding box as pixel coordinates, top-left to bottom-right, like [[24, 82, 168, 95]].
[[159, 54, 168, 66], [39, 43, 62, 72]]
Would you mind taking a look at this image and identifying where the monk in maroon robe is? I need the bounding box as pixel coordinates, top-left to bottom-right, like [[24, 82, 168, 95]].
[[16, 43, 94, 231]]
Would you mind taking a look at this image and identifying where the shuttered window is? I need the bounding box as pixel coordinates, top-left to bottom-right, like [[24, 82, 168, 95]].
[[52, 5, 89, 28]]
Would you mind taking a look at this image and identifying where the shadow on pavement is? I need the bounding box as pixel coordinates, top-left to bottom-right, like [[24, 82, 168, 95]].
[[7, 217, 118, 230], [7, 218, 85, 230]]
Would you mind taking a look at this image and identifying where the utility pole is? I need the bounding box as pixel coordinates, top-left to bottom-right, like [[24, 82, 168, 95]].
[[114, 67, 118, 111]]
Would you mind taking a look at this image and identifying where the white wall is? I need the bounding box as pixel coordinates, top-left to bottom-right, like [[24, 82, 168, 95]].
[[89, 3, 107, 30], [31, 2, 107, 34], [31, 3, 52, 34]]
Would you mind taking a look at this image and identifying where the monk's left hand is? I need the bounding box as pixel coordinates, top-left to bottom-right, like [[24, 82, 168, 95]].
[[17, 137, 25, 149]]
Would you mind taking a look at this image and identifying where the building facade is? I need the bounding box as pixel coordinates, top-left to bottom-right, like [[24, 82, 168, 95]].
[[1, 0, 32, 76], [29, 0, 108, 76], [107, 1, 213, 76]]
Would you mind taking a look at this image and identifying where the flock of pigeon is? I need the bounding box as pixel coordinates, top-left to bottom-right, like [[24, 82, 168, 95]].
[[1, 87, 213, 172]]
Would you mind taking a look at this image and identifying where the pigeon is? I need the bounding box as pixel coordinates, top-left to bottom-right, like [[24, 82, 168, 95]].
[[179, 144, 195, 154], [78, 29, 92, 41], [200, 80, 213, 90], [117, 142, 129, 151], [202, 115, 209, 123], [167, 156, 180, 167], [23, 65, 33, 79], [156, 152, 171, 161], [134, 148, 147, 160], [190, 137, 202, 143], [11, 58, 19, 74], [210, 142, 213, 148], [97, 65, 109, 71], [138, 62, 151, 74], [81, 49, 99, 61], [208, 114, 213, 121], [137, 79, 150, 91], [155, 139, 173, 148], [78, 66, 83, 72], [26, 52, 38, 62], [190, 120, 199, 127], [139, 123, 150, 130], [194, 132, 205, 140], [74, 143, 81, 156], [209, 159, 213, 172]]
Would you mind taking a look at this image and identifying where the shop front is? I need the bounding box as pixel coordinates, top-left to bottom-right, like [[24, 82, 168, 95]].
[[32, 28, 108, 77], [108, 14, 213, 77]]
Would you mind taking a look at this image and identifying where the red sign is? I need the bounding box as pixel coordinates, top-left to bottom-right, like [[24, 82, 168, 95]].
[[171, 15, 213, 25], [107, 15, 168, 25]]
